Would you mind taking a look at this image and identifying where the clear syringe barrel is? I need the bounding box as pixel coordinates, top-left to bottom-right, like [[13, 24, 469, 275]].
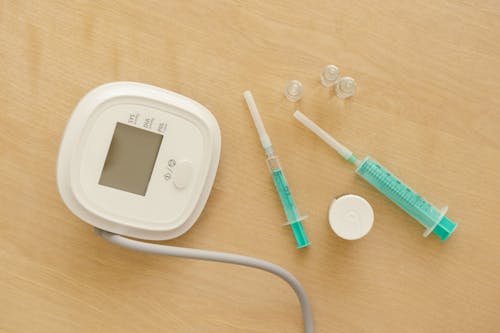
[[267, 155, 311, 248], [356, 157, 457, 240]]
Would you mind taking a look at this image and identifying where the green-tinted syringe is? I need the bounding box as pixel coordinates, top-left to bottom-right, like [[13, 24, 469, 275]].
[[294, 111, 457, 241], [244, 91, 310, 248]]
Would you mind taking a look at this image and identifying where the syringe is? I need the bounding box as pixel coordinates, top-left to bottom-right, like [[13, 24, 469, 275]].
[[294, 111, 457, 241], [244, 91, 311, 248]]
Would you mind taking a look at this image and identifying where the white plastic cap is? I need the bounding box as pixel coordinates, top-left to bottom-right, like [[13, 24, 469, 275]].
[[328, 194, 374, 240], [320, 64, 340, 87], [335, 77, 356, 99], [284, 80, 304, 102]]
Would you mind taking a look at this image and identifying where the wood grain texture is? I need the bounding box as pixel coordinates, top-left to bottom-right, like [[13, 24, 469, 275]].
[[1, 1, 500, 332]]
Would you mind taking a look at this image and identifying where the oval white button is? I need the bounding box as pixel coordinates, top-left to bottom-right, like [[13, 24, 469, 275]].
[[174, 160, 193, 189]]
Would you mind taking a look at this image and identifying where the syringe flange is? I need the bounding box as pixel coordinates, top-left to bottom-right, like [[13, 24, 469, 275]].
[[283, 215, 309, 226]]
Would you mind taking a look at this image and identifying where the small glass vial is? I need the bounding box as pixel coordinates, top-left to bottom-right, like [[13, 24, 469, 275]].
[[320, 65, 340, 87], [284, 80, 304, 102], [335, 77, 356, 99]]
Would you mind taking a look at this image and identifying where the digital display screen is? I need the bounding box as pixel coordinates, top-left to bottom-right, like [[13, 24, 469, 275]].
[[99, 123, 163, 196]]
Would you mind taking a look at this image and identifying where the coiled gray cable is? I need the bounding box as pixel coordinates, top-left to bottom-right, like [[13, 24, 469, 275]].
[[95, 228, 314, 333]]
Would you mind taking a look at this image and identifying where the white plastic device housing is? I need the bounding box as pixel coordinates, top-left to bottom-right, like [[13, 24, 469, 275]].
[[57, 82, 221, 240]]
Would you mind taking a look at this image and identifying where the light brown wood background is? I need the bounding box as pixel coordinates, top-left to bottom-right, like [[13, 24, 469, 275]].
[[1, 1, 500, 332]]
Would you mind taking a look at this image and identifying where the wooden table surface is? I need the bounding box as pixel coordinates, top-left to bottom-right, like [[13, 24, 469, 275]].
[[1, 1, 500, 332]]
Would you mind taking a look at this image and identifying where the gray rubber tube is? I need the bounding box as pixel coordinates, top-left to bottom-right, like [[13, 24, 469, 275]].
[[95, 228, 314, 333]]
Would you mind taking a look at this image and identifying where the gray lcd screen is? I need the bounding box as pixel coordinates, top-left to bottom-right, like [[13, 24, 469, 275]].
[[99, 123, 163, 196]]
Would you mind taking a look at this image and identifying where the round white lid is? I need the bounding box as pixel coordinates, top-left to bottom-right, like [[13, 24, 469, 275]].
[[328, 194, 374, 240]]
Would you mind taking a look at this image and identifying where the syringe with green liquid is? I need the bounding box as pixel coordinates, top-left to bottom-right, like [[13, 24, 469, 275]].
[[243, 91, 310, 248], [294, 111, 457, 241]]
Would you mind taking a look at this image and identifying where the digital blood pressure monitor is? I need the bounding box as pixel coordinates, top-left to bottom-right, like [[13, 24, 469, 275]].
[[56, 84, 314, 332], [57, 82, 221, 240]]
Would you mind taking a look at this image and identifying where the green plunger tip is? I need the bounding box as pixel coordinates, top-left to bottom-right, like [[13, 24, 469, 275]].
[[291, 222, 311, 248], [433, 215, 458, 241]]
